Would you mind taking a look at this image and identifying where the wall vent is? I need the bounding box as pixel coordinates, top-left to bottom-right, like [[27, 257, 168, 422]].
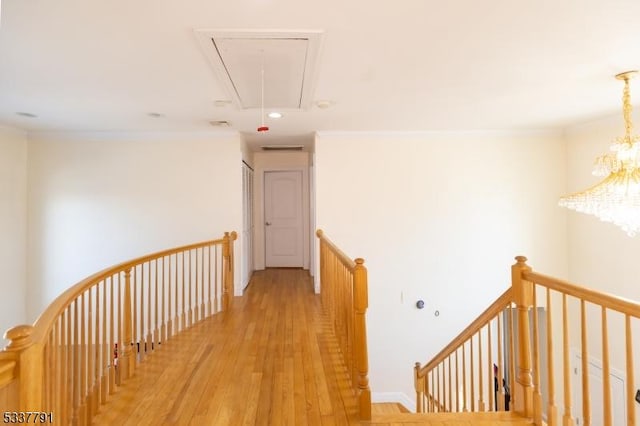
[[209, 120, 231, 127], [195, 30, 324, 110], [261, 145, 304, 151]]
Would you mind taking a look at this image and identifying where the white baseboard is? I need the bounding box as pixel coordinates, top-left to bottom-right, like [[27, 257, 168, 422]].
[[371, 391, 416, 413]]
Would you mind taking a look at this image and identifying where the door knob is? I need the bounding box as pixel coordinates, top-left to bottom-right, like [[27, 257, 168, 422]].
[[265, 222, 272, 226]]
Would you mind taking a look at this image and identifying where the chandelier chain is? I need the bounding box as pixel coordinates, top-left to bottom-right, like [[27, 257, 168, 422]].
[[623, 76, 633, 143]]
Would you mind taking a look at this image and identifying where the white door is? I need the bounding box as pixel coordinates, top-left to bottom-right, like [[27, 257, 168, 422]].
[[264, 170, 303, 267]]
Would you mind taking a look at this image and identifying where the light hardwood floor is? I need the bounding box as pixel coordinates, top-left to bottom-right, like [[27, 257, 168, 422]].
[[93, 269, 358, 425], [92, 269, 533, 425]]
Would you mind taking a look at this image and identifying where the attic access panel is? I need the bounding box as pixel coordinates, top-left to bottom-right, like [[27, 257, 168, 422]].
[[195, 30, 324, 110]]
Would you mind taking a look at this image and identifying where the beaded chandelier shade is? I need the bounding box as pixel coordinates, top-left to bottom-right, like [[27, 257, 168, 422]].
[[559, 71, 640, 236]]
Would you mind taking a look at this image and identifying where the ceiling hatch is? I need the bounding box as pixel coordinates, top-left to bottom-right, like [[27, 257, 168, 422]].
[[195, 30, 324, 110]]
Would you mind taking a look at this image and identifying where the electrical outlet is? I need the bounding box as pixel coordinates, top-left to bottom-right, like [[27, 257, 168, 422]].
[[635, 389, 640, 404]]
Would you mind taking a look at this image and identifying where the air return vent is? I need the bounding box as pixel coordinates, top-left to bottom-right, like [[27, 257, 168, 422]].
[[209, 120, 231, 127], [194, 30, 324, 110], [261, 145, 304, 151]]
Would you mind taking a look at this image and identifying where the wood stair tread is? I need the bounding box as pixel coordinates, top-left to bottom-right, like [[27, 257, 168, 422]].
[[368, 411, 534, 425]]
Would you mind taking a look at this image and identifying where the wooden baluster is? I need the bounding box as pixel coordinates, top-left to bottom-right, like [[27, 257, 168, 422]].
[[168, 255, 174, 338], [229, 232, 236, 302], [182, 252, 186, 330], [50, 329, 55, 412], [147, 262, 153, 351], [488, 319, 494, 412], [88, 288, 95, 422], [497, 312, 505, 411], [547, 288, 557, 426], [133, 268, 138, 362], [214, 245, 219, 313], [625, 314, 636, 426], [175, 253, 180, 332], [437, 364, 441, 412], [430, 369, 435, 412], [470, 335, 475, 412], [448, 354, 452, 411], [188, 250, 194, 325], [580, 300, 590, 426], [200, 248, 205, 321], [533, 287, 542, 425], [120, 268, 134, 381], [425, 370, 429, 413], [479, 327, 485, 411], [73, 299, 80, 420], [140, 264, 146, 357], [508, 304, 516, 410], [101, 279, 108, 404], [562, 294, 574, 426], [207, 246, 213, 317], [222, 240, 225, 311], [353, 258, 370, 420], [601, 307, 611, 426], [109, 276, 116, 392], [58, 317, 64, 418], [162, 256, 167, 342], [462, 343, 467, 411], [80, 292, 87, 422], [87, 283, 100, 423], [61, 310, 68, 423], [415, 362, 424, 413], [154, 259, 159, 349], [511, 256, 533, 418], [454, 343, 467, 412]]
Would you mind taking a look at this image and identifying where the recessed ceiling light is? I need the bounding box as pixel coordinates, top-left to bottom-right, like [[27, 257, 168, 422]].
[[315, 100, 334, 109], [16, 112, 37, 118], [148, 112, 164, 118], [268, 112, 283, 119], [214, 100, 232, 107]]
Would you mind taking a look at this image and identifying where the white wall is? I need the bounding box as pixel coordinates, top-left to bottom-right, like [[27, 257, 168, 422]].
[[252, 151, 311, 271], [0, 126, 28, 343], [26, 131, 243, 321], [315, 131, 568, 402], [564, 115, 640, 413]]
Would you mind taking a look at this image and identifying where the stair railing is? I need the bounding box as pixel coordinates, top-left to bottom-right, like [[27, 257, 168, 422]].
[[316, 229, 371, 420], [416, 256, 640, 426], [0, 231, 236, 425], [414, 288, 516, 415]]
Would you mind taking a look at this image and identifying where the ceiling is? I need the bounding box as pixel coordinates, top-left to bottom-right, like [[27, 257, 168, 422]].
[[2, 0, 640, 151]]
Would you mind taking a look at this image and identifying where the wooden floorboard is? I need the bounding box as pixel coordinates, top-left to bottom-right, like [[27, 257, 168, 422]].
[[92, 269, 360, 425], [91, 268, 532, 425]]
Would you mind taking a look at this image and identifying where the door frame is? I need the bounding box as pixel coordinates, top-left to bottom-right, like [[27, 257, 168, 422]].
[[254, 166, 310, 270]]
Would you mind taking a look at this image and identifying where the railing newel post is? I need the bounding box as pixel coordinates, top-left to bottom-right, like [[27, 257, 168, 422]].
[[4, 325, 43, 411], [511, 255, 534, 419], [353, 257, 371, 420]]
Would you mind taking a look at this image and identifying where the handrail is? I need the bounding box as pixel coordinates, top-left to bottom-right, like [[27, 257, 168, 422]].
[[30, 238, 226, 345], [315, 229, 356, 269], [414, 256, 640, 425], [418, 288, 513, 375], [0, 231, 237, 424], [524, 270, 640, 317], [316, 229, 370, 420]]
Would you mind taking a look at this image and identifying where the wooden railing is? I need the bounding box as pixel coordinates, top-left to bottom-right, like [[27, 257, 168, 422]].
[[0, 232, 237, 425], [415, 256, 640, 426], [414, 288, 516, 415], [316, 229, 371, 420]]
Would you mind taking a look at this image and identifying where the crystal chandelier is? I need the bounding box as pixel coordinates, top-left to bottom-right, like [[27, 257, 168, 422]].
[[559, 71, 640, 236]]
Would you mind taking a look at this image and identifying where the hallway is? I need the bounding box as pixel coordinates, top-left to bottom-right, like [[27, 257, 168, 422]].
[[92, 269, 359, 425]]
